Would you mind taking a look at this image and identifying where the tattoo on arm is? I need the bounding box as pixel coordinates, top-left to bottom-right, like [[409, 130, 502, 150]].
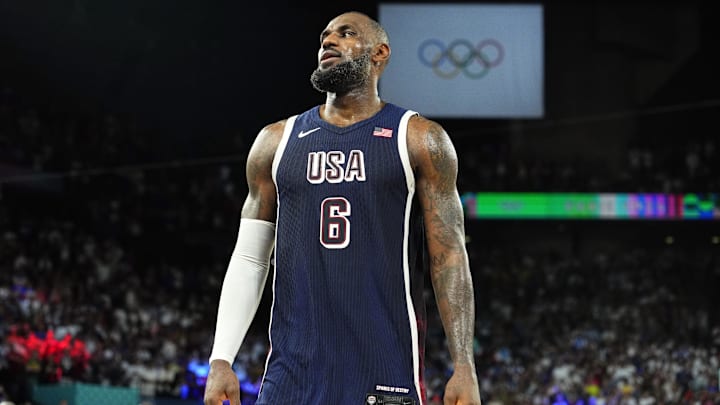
[[241, 126, 280, 221], [422, 123, 476, 368], [424, 125, 463, 248]]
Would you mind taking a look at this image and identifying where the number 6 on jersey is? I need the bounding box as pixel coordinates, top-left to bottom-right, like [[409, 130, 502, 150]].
[[320, 197, 351, 249]]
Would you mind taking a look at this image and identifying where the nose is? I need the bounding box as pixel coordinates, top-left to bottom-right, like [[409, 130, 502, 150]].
[[321, 32, 339, 49]]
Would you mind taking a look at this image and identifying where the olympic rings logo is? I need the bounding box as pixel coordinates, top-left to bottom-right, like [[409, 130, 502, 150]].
[[418, 39, 504, 79]]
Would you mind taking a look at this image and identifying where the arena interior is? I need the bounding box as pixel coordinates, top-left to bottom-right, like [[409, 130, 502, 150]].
[[1, 1, 719, 404]]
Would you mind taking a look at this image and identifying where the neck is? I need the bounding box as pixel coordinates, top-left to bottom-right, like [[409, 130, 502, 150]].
[[321, 86, 384, 127]]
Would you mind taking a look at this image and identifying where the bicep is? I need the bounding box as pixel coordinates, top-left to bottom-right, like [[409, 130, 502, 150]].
[[240, 123, 283, 222], [411, 120, 467, 271]]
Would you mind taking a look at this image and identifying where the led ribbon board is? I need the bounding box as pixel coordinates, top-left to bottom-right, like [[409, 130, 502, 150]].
[[460, 193, 719, 219]]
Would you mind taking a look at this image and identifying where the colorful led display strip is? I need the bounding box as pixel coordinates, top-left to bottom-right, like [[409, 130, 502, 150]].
[[460, 193, 719, 219]]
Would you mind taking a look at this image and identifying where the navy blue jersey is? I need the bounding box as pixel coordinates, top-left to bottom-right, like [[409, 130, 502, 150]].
[[259, 103, 429, 404]]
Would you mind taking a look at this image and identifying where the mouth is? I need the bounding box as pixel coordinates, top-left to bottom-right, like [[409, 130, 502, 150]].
[[320, 50, 341, 63]]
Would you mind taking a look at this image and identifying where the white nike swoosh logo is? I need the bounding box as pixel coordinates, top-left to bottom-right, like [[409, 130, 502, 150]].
[[298, 127, 321, 138]]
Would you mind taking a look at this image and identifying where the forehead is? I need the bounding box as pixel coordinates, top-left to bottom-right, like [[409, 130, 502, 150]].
[[323, 13, 370, 34]]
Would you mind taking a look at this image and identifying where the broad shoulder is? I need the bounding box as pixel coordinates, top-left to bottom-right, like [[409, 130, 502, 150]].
[[256, 118, 288, 145], [248, 118, 288, 160], [406, 114, 458, 171]]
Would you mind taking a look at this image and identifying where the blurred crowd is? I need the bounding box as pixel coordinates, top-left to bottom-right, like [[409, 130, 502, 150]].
[[1, 82, 720, 405], [453, 136, 719, 194], [466, 246, 720, 404]]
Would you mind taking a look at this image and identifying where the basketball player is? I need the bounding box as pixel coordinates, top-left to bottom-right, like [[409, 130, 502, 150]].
[[204, 11, 481, 405]]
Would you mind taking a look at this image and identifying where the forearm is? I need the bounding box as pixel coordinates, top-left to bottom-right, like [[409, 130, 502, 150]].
[[430, 251, 476, 368], [209, 219, 275, 364], [426, 192, 476, 368]]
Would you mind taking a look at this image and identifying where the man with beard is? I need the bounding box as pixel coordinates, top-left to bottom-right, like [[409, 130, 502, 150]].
[[204, 11, 481, 405]]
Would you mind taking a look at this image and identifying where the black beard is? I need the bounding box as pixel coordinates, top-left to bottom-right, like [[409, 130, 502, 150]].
[[310, 53, 371, 94]]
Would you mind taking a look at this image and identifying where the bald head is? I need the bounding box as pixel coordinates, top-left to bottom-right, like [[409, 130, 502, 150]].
[[330, 11, 389, 49], [347, 12, 388, 47]]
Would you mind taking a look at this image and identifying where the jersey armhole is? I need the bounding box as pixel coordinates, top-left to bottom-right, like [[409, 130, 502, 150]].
[[271, 115, 298, 184], [398, 110, 418, 194]]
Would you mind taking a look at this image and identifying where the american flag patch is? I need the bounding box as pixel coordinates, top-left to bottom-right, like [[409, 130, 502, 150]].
[[372, 126, 393, 138]]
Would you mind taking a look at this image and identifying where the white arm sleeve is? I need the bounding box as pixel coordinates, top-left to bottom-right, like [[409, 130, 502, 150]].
[[209, 218, 275, 365]]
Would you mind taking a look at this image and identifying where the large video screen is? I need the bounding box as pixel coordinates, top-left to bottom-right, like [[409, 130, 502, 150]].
[[378, 3, 544, 119]]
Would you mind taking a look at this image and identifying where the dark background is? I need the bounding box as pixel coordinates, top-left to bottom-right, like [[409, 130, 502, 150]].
[[1, 1, 385, 150], [1, 0, 717, 162]]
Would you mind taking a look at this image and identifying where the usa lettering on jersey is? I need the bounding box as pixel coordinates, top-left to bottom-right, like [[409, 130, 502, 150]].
[[306, 150, 366, 184]]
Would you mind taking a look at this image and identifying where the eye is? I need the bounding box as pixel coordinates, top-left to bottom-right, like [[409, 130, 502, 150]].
[[341, 31, 356, 38]]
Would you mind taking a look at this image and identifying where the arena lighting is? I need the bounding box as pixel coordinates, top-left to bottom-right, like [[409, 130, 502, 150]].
[[460, 192, 720, 220]]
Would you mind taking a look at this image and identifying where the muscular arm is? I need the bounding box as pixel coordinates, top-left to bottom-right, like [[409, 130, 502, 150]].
[[408, 116, 480, 402], [240, 120, 286, 222], [204, 120, 286, 405]]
